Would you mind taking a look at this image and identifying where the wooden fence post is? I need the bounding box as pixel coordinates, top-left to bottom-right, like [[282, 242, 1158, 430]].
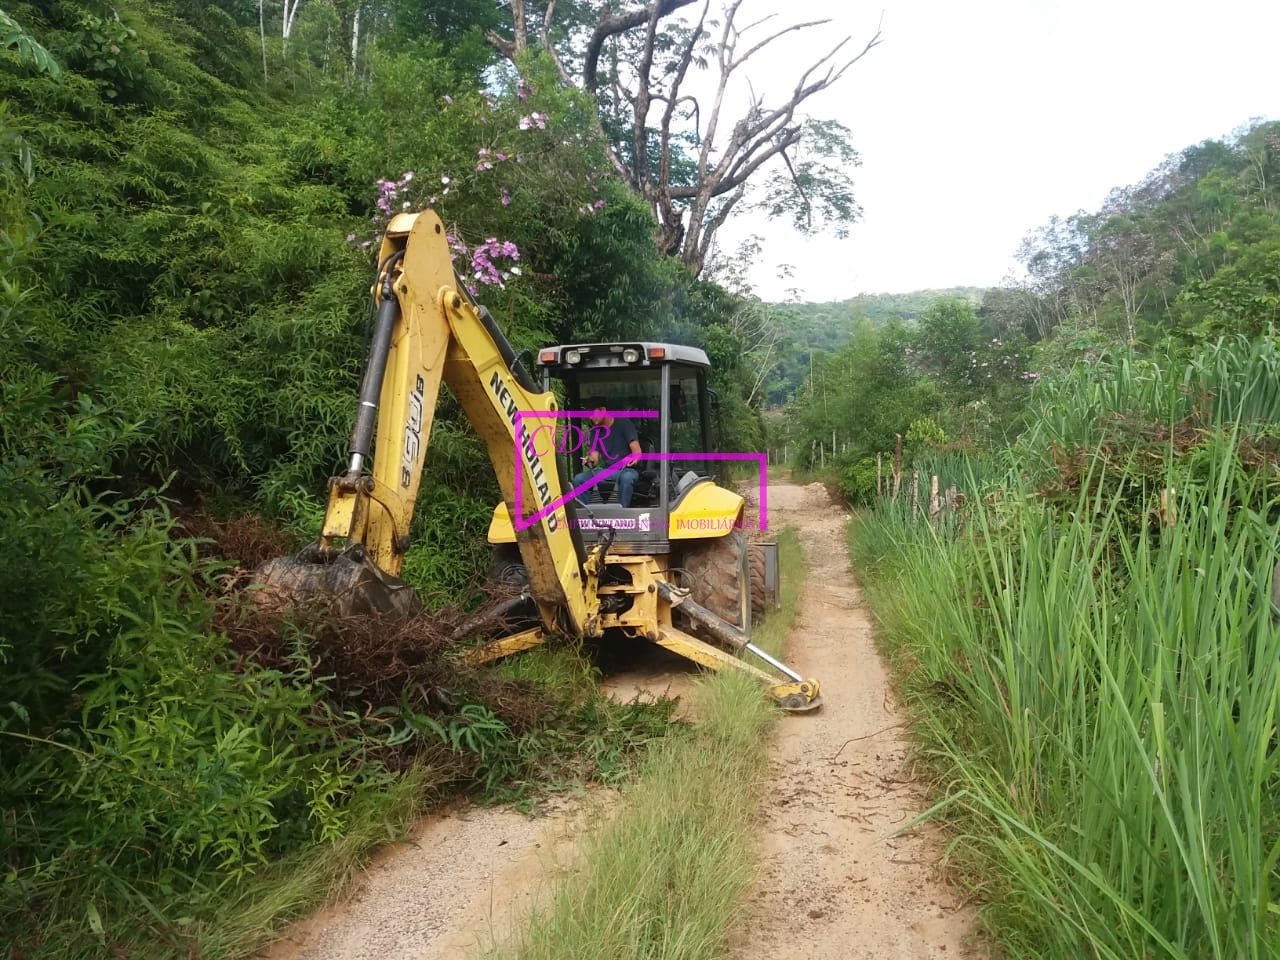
[[876, 453, 883, 498], [911, 470, 919, 515], [893, 434, 903, 497], [929, 474, 940, 520]]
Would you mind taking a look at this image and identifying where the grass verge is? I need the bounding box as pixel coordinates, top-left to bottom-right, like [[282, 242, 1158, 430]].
[[482, 527, 803, 960], [848, 416, 1280, 953]]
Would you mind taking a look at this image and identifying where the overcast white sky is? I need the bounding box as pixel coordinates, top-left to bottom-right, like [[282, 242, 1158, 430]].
[[700, 0, 1280, 300]]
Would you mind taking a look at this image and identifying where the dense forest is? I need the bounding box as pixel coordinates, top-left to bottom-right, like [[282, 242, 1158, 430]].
[[3, 0, 1279, 956]]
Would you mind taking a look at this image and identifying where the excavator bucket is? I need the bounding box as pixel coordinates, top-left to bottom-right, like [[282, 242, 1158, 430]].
[[253, 542, 422, 622]]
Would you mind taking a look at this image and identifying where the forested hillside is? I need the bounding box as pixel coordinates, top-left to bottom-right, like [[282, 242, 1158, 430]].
[[758, 287, 987, 405], [782, 119, 1280, 956], [781, 120, 1280, 494]]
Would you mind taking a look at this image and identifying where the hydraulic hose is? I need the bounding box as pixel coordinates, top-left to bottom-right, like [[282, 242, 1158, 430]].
[[347, 249, 405, 475]]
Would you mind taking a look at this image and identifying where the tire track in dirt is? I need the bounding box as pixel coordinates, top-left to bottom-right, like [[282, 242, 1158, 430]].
[[729, 482, 978, 960]]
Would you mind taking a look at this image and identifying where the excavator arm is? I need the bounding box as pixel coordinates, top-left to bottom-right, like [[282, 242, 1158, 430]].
[[260, 210, 595, 636]]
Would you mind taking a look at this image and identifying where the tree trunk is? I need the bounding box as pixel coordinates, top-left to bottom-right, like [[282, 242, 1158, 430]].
[[351, 5, 361, 70], [258, 0, 268, 79]]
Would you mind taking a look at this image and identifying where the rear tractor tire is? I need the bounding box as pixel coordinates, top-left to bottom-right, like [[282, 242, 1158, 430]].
[[683, 528, 751, 635], [747, 541, 767, 622]]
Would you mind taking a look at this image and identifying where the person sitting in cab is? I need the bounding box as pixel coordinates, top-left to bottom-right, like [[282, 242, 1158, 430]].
[[573, 396, 642, 507]]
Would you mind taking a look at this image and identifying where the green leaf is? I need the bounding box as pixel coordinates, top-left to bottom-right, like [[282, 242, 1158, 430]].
[[85, 901, 104, 937]]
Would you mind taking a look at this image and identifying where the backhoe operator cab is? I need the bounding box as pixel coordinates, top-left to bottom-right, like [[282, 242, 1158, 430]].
[[486, 342, 743, 555]]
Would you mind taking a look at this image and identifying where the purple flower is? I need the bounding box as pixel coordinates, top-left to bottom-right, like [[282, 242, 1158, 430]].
[[592, 199, 605, 210], [442, 95, 453, 105], [517, 77, 532, 101], [461, 236, 523, 286], [500, 187, 512, 206], [346, 233, 356, 242]]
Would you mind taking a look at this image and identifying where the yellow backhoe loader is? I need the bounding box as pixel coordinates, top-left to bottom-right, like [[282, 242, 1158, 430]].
[[257, 210, 821, 712]]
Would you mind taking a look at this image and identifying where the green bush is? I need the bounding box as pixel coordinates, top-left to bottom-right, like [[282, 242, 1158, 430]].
[[838, 456, 878, 505]]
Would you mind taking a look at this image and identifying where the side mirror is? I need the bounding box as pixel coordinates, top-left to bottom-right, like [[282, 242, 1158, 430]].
[[669, 383, 689, 422]]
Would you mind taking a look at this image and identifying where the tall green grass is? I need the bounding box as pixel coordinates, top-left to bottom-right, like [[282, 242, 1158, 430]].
[[852, 337, 1280, 958], [483, 528, 803, 960]]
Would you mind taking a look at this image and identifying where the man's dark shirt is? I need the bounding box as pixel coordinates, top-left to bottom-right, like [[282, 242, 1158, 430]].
[[594, 417, 638, 463]]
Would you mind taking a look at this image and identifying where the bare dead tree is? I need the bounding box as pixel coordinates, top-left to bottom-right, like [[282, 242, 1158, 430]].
[[487, 0, 528, 60], [1082, 190, 1176, 345], [489, 0, 879, 274]]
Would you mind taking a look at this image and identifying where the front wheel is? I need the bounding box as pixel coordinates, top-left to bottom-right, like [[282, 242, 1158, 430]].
[[487, 543, 528, 588]]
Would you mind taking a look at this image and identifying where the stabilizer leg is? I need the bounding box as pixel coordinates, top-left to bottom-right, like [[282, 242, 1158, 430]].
[[653, 626, 822, 713], [463, 627, 547, 665]]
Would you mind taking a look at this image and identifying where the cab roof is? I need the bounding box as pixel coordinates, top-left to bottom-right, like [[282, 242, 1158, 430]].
[[538, 342, 710, 371]]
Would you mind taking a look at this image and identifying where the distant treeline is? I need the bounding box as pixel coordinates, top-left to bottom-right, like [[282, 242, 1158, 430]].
[[759, 287, 988, 404]]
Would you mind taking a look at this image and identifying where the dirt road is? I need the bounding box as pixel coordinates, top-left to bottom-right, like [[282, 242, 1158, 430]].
[[262, 481, 974, 959], [260, 795, 592, 960], [729, 481, 976, 960]]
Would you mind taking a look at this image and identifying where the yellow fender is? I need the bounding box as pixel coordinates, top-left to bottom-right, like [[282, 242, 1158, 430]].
[[487, 482, 744, 544]]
